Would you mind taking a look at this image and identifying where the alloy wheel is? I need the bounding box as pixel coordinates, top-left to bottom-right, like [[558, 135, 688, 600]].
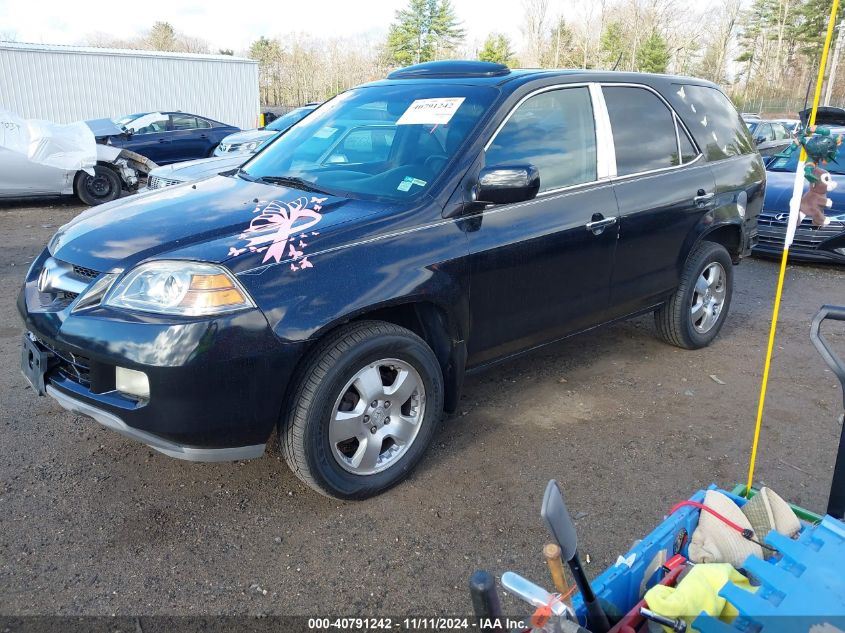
[[329, 358, 425, 475], [690, 262, 727, 333]]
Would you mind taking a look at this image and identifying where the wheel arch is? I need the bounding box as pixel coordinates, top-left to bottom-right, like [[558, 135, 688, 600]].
[[72, 161, 125, 196], [280, 299, 466, 424], [684, 220, 743, 267]]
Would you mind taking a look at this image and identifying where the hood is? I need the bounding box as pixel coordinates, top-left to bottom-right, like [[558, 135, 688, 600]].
[[151, 155, 247, 181], [48, 175, 388, 274], [764, 168, 845, 218], [799, 106, 845, 127], [85, 118, 126, 139], [220, 129, 277, 146]]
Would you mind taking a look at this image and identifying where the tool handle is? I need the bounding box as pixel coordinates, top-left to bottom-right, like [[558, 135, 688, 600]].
[[568, 552, 611, 633], [500, 572, 568, 617], [810, 305, 845, 406], [640, 608, 686, 632], [543, 543, 572, 601], [468, 570, 504, 632]]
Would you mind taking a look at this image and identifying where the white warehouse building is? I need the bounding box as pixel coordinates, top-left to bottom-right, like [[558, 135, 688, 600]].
[[0, 42, 260, 129]]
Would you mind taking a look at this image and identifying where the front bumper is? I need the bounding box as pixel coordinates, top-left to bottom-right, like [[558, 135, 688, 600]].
[[18, 251, 307, 460], [47, 385, 265, 461], [753, 212, 845, 264], [753, 241, 845, 263]]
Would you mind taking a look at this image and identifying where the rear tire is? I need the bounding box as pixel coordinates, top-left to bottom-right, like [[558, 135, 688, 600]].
[[74, 165, 121, 206], [281, 321, 444, 499], [654, 241, 733, 349]]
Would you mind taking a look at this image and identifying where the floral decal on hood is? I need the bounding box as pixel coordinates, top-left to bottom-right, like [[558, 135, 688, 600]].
[[228, 196, 327, 271]]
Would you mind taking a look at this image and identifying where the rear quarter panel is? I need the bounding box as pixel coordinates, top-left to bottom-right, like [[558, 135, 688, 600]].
[[664, 81, 766, 260]]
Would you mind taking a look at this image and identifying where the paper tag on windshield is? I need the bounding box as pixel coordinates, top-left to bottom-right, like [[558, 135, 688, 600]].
[[314, 126, 337, 139], [396, 97, 465, 126], [397, 176, 427, 191]]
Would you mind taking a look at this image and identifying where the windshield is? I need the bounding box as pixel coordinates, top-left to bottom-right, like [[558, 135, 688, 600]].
[[768, 142, 845, 175], [112, 112, 168, 134], [113, 114, 142, 127], [243, 84, 498, 201], [266, 107, 315, 132]]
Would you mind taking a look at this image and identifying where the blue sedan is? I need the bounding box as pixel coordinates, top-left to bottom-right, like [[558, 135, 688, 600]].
[[755, 135, 845, 264], [86, 112, 240, 165]]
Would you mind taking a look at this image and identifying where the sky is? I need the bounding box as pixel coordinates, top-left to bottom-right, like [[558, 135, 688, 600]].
[[0, 0, 529, 54]]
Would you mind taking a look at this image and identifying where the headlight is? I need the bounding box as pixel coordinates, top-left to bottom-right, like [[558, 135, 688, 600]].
[[243, 142, 259, 152], [103, 261, 255, 316]]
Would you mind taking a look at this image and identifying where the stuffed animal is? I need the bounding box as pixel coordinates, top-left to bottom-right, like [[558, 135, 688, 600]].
[[799, 163, 835, 226]]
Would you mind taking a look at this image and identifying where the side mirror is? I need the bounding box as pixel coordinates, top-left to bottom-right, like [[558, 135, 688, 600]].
[[755, 136, 765, 144], [475, 164, 540, 205]]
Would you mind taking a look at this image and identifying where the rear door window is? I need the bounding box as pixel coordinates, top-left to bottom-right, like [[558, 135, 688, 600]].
[[670, 84, 756, 161], [679, 125, 698, 163], [602, 86, 681, 176], [171, 115, 204, 130], [486, 86, 597, 192]]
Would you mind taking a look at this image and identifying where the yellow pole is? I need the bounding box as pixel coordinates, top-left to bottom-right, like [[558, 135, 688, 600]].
[[745, 0, 840, 495]]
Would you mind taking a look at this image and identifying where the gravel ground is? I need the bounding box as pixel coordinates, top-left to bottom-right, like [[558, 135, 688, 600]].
[[1, 198, 844, 620]]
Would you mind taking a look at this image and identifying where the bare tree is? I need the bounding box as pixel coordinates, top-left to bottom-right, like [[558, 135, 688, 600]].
[[521, 0, 550, 66]]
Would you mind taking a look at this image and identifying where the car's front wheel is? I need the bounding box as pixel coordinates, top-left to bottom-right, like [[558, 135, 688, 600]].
[[281, 321, 444, 499], [74, 165, 122, 206], [654, 240, 734, 349]]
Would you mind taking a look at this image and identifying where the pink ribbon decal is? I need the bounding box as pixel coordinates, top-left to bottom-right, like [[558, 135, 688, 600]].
[[233, 196, 327, 266]]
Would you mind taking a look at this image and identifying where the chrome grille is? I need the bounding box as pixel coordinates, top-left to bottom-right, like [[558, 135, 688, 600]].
[[148, 175, 181, 189], [72, 264, 100, 279], [36, 258, 100, 311], [756, 212, 845, 250]]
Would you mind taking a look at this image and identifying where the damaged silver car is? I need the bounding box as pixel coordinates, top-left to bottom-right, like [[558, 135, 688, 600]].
[[0, 111, 156, 206]]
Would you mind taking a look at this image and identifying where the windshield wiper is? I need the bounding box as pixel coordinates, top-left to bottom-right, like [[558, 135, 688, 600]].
[[236, 168, 261, 182], [235, 170, 333, 194], [256, 176, 332, 194]]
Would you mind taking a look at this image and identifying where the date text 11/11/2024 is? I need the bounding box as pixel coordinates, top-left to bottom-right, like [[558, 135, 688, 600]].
[[306, 617, 527, 630]]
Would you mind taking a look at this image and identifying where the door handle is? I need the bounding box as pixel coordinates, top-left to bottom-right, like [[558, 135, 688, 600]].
[[158, 139, 170, 143], [585, 215, 617, 235], [694, 191, 715, 205]]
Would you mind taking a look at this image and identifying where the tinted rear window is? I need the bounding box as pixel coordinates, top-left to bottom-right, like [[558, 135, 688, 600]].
[[671, 84, 755, 161], [603, 86, 679, 176]]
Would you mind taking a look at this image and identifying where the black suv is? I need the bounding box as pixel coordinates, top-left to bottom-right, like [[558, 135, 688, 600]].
[[19, 61, 764, 498]]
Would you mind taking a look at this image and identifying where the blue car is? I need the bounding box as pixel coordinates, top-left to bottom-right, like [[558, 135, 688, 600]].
[[85, 112, 240, 165], [754, 132, 845, 264]]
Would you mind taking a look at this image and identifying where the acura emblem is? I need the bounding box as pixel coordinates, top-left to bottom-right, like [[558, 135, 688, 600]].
[[37, 265, 50, 292]]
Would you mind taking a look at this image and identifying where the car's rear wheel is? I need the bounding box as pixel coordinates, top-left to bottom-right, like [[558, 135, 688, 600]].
[[281, 321, 444, 499], [654, 241, 733, 349], [74, 166, 121, 206]]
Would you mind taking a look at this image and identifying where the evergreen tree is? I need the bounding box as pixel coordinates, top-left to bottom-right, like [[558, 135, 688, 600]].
[[385, 0, 465, 65], [478, 33, 515, 65], [636, 31, 670, 73], [600, 21, 626, 69]]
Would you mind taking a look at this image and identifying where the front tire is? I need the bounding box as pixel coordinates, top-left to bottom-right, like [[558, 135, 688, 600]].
[[281, 321, 444, 499], [654, 241, 733, 349], [74, 165, 122, 206]]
